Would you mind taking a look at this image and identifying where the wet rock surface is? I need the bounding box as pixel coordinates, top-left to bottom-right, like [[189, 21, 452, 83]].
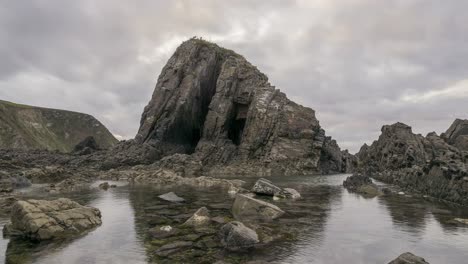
[[219, 221, 259, 251], [343, 174, 383, 197], [232, 194, 285, 221], [4, 198, 102, 240], [388, 252, 430, 264], [357, 121, 468, 205]]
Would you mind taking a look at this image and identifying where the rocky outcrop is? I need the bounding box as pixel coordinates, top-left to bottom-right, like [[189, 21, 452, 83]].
[[4, 198, 102, 240], [232, 194, 284, 221], [388, 252, 429, 264], [0, 99, 118, 152], [343, 174, 382, 197], [441, 119, 468, 151], [357, 121, 468, 205], [131, 38, 352, 176], [219, 221, 259, 251]]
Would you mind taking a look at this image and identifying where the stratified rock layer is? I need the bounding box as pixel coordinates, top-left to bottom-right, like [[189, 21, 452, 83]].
[[4, 198, 102, 240], [134, 38, 352, 176], [357, 121, 468, 205]]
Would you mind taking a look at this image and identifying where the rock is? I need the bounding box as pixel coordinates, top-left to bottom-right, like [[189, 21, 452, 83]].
[[73, 136, 100, 154], [441, 119, 468, 151], [149, 225, 180, 239], [251, 178, 283, 196], [5, 198, 101, 240], [382, 187, 392, 195], [45, 177, 92, 193], [232, 194, 285, 221], [343, 174, 382, 196], [453, 218, 468, 225], [356, 121, 468, 206], [158, 192, 185, 203], [99, 182, 110, 190], [155, 241, 193, 257], [211, 216, 228, 224], [0, 196, 18, 214], [281, 188, 301, 199], [183, 207, 210, 226], [219, 221, 259, 251], [132, 38, 352, 176], [388, 252, 429, 264]]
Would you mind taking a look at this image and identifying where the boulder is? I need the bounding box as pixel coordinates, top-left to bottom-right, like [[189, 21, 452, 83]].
[[219, 221, 259, 251], [232, 194, 284, 221], [251, 178, 283, 196], [99, 182, 110, 190], [388, 252, 429, 264], [183, 207, 210, 226], [343, 174, 383, 197], [4, 198, 101, 240], [158, 192, 185, 203], [282, 188, 301, 199]]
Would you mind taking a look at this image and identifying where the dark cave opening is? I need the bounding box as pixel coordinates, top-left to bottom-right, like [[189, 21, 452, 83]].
[[228, 103, 249, 146]]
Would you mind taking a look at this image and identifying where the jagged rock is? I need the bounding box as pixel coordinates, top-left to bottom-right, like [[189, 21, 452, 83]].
[[388, 252, 429, 264], [232, 194, 284, 221], [251, 178, 283, 196], [219, 221, 259, 251], [183, 207, 210, 226], [343, 174, 382, 197], [442, 119, 468, 151], [357, 121, 468, 205], [158, 192, 185, 203], [4, 198, 101, 240], [132, 38, 352, 176], [73, 136, 100, 155]]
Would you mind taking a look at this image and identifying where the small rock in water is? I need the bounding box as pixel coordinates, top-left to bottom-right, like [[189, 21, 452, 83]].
[[232, 194, 284, 221], [388, 252, 429, 264], [158, 192, 185, 202], [398, 192, 405, 195], [149, 225, 179, 239], [282, 188, 301, 199], [251, 178, 283, 196], [453, 218, 468, 225], [183, 207, 210, 226], [219, 221, 259, 251], [99, 182, 110, 190]]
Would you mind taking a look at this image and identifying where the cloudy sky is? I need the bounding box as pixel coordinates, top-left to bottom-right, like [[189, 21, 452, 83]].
[[1, 0, 467, 153]]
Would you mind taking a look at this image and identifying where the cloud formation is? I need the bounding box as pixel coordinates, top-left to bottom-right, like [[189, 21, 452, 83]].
[[1, 0, 467, 152]]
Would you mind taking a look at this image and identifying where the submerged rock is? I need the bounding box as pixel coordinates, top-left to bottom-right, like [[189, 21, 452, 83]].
[[99, 182, 110, 190], [388, 252, 429, 264], [149, 225, 180, 239], [232, 194, 284, 221], [219, 221, 259, 251], [343, 174, 382, 197], [183, 207, 210, 227], [281, 188, 301, 199], [158, 192, 185, 203], [4, 198, 101, 240]]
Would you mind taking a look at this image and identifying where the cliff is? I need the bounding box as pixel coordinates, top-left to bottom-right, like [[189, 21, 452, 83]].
[[0, 100, 118, 152]]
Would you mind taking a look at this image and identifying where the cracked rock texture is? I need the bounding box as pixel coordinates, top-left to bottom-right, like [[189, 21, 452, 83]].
[[132, 38, 353, 176], [4, 198, 102, 240], [357, 121, 468, 205]]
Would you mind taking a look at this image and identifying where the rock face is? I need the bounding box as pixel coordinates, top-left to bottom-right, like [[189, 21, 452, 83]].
[[232, 194, 284, 221], [357, 121, 468, 205], [441, 119, 468, 151], [0, 99, 118, 152], [133, 38, 352, 176], [4, 198, 102, 240], [219, 221, 259, 251], [388, 252, 429, 264]]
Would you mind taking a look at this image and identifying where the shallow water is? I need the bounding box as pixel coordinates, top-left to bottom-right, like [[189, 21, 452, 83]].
[[1, 174, 468, 264]]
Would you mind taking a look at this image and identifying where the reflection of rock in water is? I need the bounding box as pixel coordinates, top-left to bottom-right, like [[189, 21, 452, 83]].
[[127, 183, 339, 263], [378, 195, 429, 235]]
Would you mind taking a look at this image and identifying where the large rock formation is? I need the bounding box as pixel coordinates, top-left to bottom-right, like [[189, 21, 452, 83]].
[[133, 38, 351, 176], [0, 99, 118, 152], [357, 121, 468, 205], [441, 119, 468, 151]]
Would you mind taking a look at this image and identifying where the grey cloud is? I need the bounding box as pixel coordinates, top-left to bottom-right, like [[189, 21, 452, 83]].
[[1, 0, 467, 152]]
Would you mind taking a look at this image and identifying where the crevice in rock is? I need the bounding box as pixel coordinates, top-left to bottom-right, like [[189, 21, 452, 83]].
[[228, 103, 249, 146]]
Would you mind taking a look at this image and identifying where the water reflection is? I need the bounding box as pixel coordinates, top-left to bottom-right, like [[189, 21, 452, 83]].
[[1, 175, 468, 264]]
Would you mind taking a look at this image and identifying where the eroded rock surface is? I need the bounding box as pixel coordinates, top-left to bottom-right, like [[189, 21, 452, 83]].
[[357, 122, 468, 205], [4, 198, 101, 240]]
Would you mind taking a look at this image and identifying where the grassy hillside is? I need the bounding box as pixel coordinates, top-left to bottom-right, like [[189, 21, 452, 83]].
[[0, 99, 118, 152]]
